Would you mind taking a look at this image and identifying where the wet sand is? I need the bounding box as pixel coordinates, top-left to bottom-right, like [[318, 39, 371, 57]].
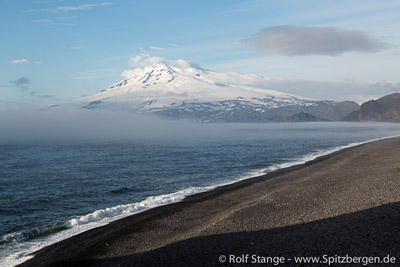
[[19, 137, 400, 266]]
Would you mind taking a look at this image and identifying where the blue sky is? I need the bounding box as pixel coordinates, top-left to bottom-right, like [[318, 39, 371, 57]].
[[1, 0, 400, 106]]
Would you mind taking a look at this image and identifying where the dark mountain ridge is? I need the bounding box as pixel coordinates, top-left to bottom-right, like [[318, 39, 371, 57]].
[[343, 93, 400, 122]]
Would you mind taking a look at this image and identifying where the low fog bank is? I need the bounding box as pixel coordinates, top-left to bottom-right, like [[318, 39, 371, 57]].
[[0, 108, 231, 144], [1, 107, 398, 145]]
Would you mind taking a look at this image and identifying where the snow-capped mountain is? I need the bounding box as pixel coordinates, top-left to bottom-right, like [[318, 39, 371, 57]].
[[74, 59, 358, 122]]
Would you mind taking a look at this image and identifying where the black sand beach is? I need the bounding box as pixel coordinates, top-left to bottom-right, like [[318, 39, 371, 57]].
[[18, 138, 400, 266]]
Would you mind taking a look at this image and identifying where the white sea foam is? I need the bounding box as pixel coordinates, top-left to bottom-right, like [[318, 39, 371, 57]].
[[2, 135, 399, 267], [67, 186, 216, 227], [0, 186, 215, 267]]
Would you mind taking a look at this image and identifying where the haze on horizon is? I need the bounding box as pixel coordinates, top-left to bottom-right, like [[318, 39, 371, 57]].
[[1, 0, 400, 107]]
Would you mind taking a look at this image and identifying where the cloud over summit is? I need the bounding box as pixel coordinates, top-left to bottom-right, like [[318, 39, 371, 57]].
[[121, 54, 201, 78], [243, 26, 389, 56]]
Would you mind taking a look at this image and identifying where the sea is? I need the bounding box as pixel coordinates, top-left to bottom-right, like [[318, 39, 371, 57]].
[[1, 122, 400, 266]]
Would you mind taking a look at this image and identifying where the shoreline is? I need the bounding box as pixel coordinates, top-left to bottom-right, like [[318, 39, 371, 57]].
[[17, 137, 400, 266], [4, 136, 382, 266]]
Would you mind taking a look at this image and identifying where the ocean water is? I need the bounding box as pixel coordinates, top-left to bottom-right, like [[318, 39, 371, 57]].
[[1, 122, 400, 266]]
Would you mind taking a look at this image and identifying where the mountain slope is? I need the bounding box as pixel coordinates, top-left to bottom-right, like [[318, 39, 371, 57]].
[[316, 101, 360, 121], [343, 93, 400, 122], [280, 111, 330, 122], [74, 59, 358, 122]]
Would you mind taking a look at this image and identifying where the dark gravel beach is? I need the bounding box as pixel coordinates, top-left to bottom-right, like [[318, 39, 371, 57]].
[[18, 137, 400, 267]]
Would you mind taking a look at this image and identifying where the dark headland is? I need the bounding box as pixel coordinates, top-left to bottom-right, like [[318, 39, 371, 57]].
[[18, 138, 400, 267]]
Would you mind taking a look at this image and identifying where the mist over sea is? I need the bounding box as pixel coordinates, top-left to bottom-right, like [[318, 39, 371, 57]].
[[1, 121, 400, 266]]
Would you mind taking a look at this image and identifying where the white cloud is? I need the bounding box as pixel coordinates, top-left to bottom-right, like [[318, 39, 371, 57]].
[[122, 54, 201, 77], [149, 46, 164, 51], [32, 19, 51, 23], [70, 45, 84, 50], [24, 2, 112, 13], [243, 25, 390, 56], [34, 61, 42, 64], [56, 16, 78, 20], [32, 19, 74, 26], [6, 59, 30, 64], [129, 54, 146, 64], [127, 54, 200, 69], [128, 54, 164, 66], [169, 43, 180, 47], [121, 68, 143, 78]]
